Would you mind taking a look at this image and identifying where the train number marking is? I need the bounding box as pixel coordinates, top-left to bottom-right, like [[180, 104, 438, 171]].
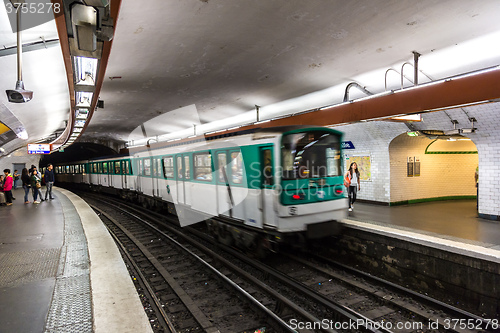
[[289, 207, 298, 215]]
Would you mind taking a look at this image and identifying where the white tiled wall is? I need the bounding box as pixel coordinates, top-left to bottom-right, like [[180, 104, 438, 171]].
[[333, 121, 408, 203], [334, 101, 497, 218]]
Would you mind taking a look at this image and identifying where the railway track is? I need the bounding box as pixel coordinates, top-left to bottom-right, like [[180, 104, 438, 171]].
[[81, 191, 495, 332]]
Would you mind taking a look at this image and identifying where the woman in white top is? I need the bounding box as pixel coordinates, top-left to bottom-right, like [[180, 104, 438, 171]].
[[345, 162, 361, 211]]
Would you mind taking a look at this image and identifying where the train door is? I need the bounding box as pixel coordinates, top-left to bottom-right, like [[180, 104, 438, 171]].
[[153, 157, 161, 197], [137, 159, 143, 192], [215, 150, 231, 217], [175, 154, 185, 205], [121, 160, 128, 189], [260, 147, 275, 225]]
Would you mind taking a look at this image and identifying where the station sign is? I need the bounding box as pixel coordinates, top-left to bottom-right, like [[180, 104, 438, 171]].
[[27, 143, 52, 154], [341, 141, 355, 149]]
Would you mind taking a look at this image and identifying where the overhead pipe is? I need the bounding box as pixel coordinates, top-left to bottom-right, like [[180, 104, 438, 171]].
[[343, 82, 373, 102]]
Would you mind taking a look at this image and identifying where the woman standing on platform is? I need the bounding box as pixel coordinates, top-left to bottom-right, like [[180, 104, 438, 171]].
[[21, 168, 31, 204], [2, 169, 13, 206], [30, 169, 42, 204], [345, 162, 361, 212]]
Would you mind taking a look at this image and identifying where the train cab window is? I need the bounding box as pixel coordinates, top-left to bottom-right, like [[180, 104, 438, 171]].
[[194, 153, 212, 181], [230, 151, 243, 184], [281, 130, 342, 179], [262, 149, 274, 186], [163, 156, 174, 178], [184, 155, 191, 180], [114, 161, 121, 174], [143, 158, 151, 176], [176, 156, 182, 178], [217, 153, 227, 183], [103, 162, 108, 174], [326, 147, 341, 177]]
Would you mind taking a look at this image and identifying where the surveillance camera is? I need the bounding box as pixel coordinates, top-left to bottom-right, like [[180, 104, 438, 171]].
[[5, 80, 32, 103]]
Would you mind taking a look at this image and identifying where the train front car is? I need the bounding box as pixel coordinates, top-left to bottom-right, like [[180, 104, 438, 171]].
[[276, 128, 347, 240]]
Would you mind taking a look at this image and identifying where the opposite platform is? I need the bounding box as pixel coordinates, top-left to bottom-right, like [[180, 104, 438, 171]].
[[0, 187, 153, 333]]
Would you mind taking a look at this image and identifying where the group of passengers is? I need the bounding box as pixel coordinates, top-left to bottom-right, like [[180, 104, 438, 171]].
[[0, 164, 55, 206]]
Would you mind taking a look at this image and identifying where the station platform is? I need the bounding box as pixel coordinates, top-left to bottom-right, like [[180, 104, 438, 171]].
[[0, 187, 152, 333], [348, 199, 500, 248]]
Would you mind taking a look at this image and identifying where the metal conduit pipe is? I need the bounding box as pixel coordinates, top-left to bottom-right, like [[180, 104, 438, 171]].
[[384, 68, 400, 91], [401, 62, 415, 89], [343, 82, 373, 102]]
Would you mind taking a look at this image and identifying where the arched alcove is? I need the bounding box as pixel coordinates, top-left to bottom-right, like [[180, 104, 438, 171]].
[[388, 133, 478, 204]]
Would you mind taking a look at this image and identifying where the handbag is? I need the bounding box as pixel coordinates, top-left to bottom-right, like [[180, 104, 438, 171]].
[[343, 173, 351, 187], [36, 181, 41, 189]]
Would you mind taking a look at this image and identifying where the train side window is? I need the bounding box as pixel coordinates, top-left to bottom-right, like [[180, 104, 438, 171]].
[[217, 152, 227, 183], [65, 166, 70, 174], [143, 158, 151, 176], [194, 152, 212, 181], [114, 161, 121, 174], [123, 160, 131, 175], [155, 158, 162, 177], [103, 162, 108, 174], [230, 151, 243, 184], [97, 163, 102, 174], [262, 149, 274, 186], [184, 155, 191, 180], [163, 156, 174, 178], [137, 159, 143, 175], [176, 156, 183, 179]]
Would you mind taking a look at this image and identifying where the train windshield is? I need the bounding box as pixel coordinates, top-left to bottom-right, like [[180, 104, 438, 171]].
[[281, 130, 342, 179]]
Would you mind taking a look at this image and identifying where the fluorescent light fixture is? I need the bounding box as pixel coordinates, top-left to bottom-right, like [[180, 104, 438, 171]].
[[75, 120, 86, 127], [74, 56, 98, 86], [76, 92, 93, 107], [391, 114, 422, 122], [76, 109, 89, 120], [407, 131, 419, 137], [14, 127, 28, 140]]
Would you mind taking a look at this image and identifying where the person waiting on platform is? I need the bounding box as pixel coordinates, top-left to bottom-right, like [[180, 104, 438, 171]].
[[44, 164, 55, 200], [13, 169, 19, 189], [345, 162, 361, 212], [2, 169, 14, 206], [0, 174, 5, 205], [21, 168, 31, 204], [31, 169, 43, 204]]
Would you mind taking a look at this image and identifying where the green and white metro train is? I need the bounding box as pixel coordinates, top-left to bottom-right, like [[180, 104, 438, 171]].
[[56, 126, 347, 251]]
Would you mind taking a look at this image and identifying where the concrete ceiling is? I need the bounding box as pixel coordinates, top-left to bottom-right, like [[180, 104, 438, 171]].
[[1, 0, 500, 152]]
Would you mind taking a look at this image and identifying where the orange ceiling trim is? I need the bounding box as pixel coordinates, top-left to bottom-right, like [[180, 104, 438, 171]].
[[50, 0, 122, 149], [85, 0, 122, 133], [260, 68, 500, 128]]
